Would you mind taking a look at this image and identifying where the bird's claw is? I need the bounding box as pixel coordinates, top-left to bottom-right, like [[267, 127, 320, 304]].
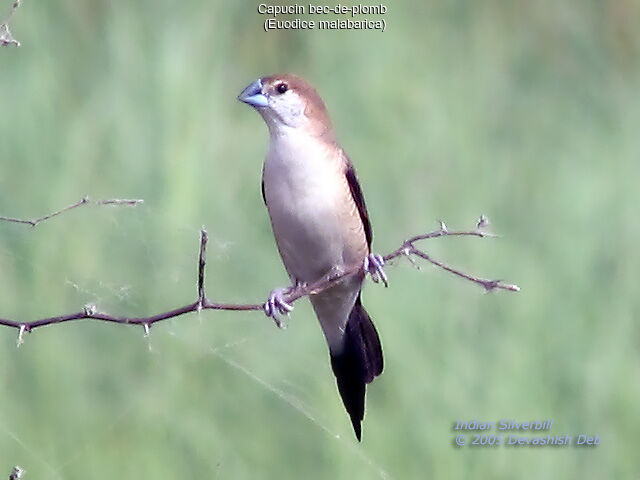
[[263, 287, 294, 329], [364, 253, 388, 287]]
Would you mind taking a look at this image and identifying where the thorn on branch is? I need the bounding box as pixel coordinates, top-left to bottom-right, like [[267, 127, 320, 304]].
[[16, 324, 26, 347], [9, 466, 25, 480], [83, 304, 97, 316], [143, 323, 153, 352]]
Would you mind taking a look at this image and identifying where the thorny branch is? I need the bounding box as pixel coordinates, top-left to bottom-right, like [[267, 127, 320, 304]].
[[0, 216, 519, 345], [0, 0, 21, 47], [0, 196, 144, 227]]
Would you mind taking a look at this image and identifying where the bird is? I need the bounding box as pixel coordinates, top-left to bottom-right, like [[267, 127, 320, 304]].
[[238, 74, 387, 441]]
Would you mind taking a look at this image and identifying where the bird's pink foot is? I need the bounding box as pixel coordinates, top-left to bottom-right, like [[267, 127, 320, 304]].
[[364, 253, 388, 287], [263, 287, 294, 328]]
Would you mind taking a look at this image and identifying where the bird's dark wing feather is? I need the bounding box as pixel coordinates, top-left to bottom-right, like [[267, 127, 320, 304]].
[[344, 156, 372, 249]]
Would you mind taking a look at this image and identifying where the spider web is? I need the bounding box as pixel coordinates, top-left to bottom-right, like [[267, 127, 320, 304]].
[[0, 203, 391, 480]]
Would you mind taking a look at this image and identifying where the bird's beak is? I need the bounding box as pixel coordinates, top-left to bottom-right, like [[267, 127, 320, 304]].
[[238, 78, 268, 108]]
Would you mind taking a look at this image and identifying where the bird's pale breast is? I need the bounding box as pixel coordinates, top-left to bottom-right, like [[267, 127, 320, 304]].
[[262, 131, 368, 284]]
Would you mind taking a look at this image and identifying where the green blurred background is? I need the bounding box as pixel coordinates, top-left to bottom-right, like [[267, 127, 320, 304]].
[[1, 0, 639, 478]]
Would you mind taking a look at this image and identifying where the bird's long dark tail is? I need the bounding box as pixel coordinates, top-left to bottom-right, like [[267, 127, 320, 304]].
[[330, 294, 383, 441]]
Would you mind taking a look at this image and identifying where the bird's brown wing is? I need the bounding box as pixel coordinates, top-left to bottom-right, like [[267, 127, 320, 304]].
[[343, 155, 372, 250]]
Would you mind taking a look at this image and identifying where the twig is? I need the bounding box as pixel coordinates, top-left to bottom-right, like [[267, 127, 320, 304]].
[[1, 0, 22, 47], [0, 218, 519, 343], [0, 196, 144, 227]]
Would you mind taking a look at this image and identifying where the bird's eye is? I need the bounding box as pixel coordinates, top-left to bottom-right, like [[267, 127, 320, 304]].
[[277, 83, 288, 94]]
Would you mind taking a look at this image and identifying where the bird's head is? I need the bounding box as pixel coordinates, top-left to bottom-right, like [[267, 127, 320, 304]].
[[238, 74, 333, 138]]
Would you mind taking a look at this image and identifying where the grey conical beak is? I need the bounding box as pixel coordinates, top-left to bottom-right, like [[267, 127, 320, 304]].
[[238, 78, 268, 108]]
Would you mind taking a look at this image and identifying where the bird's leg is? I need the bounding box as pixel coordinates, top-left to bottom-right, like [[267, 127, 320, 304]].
[[263, 279, 305, 329], [363, 253, 388, 287]]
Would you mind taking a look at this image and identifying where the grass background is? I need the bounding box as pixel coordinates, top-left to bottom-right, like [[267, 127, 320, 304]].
[[1, 0, 639, 478]]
